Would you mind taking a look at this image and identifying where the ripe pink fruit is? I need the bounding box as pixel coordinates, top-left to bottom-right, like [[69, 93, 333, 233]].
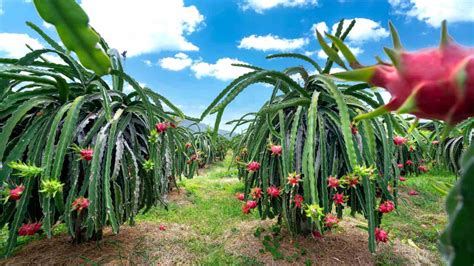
[[155, 122, 168, 133], [335, 25, 474, 125], [270, 145, 282, 156], [235, 193, 245, 201], [159, 225, 166, 231], [246, 200, 258, 209], [250, 187, 262, 199], [375, 228, 388, 243], [9, 185, 25, 201], [242, 204, 251, 214], [399, 176, 406, 182], [350, 124, 358, 135], [246, 161, 260, 172], [418, 165, 428, 173], [379, 200, 395, 214], [393, 136, 407, 146], [72, 197, 90, 212], [190, 154, 198, 161], [18, 223, 42, 236], [287, 173, 301, 187], [347, 175, 359, 187], [327, 176, 339, 189], [312, 231, 323, 239], [406, 160, 413, 166], [185, 142, 192, 149], [408, 190, 419, 196], [333, 193, 345, 205], [324, 214, 339, 228], [294, 194, 304, 208], [80, 148, 93, 161], [431, 140, 440, 145], [266, 186, 280, 198], [397, 163, 404, 169]]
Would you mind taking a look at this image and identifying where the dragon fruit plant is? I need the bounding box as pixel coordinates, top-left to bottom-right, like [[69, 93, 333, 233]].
[[204, 20, 410, 252], [0, 0, 194, 256], [319, 21, 474, 263]]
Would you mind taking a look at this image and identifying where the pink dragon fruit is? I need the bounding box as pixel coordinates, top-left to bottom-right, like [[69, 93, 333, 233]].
[[287, 173, 301, 187], [350, 123, 358, 135], [397, 163, 404, 169], [294, 194, 304, 208], [18, 223, 42, 236], [185, 142, 192, 149], [72, 197, 90, 212], [246, 200, 258, 209], [375, 228, 389, 243], [235, 193, 245, 201], [159, 225, 166, 231], [393, 136, 407, 146], [333, 193, 345, 205], [418, 165, 429, 173], [327, 176, 339, 189], [332, 21, 474, 125], [399, 176, 406, 182], [155, 122, 168, 133], [266, 186, 280, 198], [246, 161, 260, 172], [270, 145, 282, 156], [80, 148, 93, 161], [9, 185, 25, 201], [408, 190, 419, 196], [324, 214, 339, 228], [406, 160, 413, 166], [379, 200, 395, 214], [431, 140, 440, 145], [242, 204, 251, 214]]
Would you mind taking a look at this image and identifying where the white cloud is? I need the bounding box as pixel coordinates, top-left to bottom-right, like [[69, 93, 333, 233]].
[[241, 0, 318, 13], [0, 1, 4, 16], [159, 52, 193, 71], [238, 34, 309, 52], [80, 0, 204, 57], [191, 58, 253, 81], [143, 60, 153, 67], [331, 18, 389, 44], [311, 22, 328, 34], [389, 0, 474, 27], [329, 67, 345, 73], [0, 33, 43, 58]]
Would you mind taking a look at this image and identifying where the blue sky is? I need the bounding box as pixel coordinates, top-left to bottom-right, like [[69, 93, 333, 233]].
[[1, 0, 473, 130]]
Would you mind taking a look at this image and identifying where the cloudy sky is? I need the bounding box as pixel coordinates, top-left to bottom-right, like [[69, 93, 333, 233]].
[[1, 0, 473, 129]]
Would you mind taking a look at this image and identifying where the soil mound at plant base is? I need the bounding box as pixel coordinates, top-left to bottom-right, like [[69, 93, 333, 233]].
[[223, 218, 436, 265], [1, 222, 200, 265]]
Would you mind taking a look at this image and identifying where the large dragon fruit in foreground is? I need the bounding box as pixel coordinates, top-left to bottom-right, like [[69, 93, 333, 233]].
[[326, 21, 473, 125]]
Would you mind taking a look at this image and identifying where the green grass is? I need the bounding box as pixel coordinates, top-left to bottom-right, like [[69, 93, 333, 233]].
[[379, 170, 455, 259], [136, 156, 262, 263]]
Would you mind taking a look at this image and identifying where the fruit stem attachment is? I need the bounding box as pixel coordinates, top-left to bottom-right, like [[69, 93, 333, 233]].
[[354, 105, 390, 122]]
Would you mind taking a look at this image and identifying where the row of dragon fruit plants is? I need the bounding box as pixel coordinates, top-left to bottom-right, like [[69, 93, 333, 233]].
[[0, 0, 473, 264], [0, 0, 230, 256], [211, 19, 472, 263]]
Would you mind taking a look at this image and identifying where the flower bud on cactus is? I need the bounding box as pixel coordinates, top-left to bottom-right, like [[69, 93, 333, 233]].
[[143, 159, 154, 172], [250, 187, 262, 199], [332, 21, 474, 125], [148, 130, 159, 144], [39, 178, 64, 198]]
